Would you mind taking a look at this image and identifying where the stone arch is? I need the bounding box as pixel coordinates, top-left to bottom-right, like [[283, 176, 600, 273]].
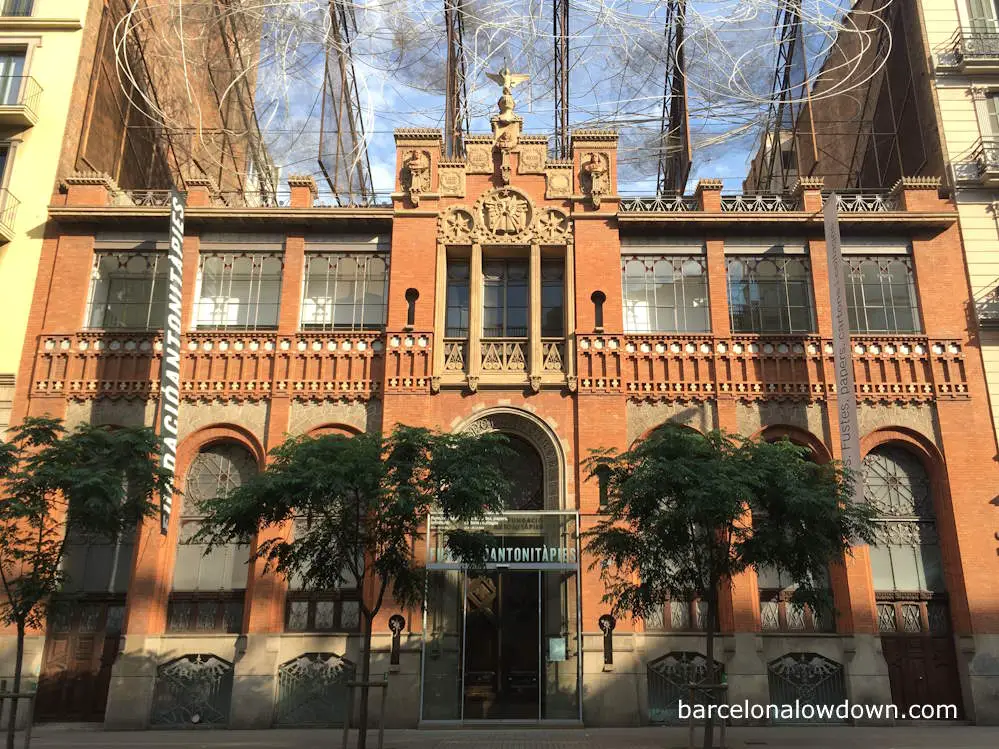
[[456, 407, 566, 510], [633, 419, 704, 448], [306, 423, 362, 437], [756, 424, 831, 464], [175, 424, 265, 516]]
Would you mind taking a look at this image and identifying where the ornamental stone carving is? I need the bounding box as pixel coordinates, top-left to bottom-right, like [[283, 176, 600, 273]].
[[546, 166, 572, 199], [466, 144, 493, 174], [479, 187, 534, 241], [402, 149, 431, 206], [580, 151, 610, 207], [519, 144, 546, 174], [438, 165, 465, 197], [439, 207, 476, 244], [535, 208, 571, 244]]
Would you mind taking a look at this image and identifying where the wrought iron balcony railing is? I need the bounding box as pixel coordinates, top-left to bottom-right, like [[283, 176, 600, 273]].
[[952, 27, 999, 66], [823, 191, 898, 213], [619, 194, 700, 212], [0, 75, 41, 121], [974, 279, 999, 326], [972, 138, 999, 181], [0, 186, 19, 240], [721, 193, 800, 212]]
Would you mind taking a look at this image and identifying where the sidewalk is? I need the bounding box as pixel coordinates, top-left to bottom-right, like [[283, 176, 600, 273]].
[[15, 724, 999, 749]]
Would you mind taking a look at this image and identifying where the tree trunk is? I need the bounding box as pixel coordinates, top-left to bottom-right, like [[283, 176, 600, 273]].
[[356, 612, 373, 749], [702, 591, 717, 749], [4, 621, 25, 749]]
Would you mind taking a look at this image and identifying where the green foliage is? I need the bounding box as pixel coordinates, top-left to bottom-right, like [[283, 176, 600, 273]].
[[194, 425, 514, 621], [0, 417, 169, 629], [584, 423, 877, 621]]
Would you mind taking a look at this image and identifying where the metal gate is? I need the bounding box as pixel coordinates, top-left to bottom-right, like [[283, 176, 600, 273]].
[[274, 652, 354, 726], [766, 652, 846, 723], [150, 653, 234, 726], [647, 651, 723, 724]]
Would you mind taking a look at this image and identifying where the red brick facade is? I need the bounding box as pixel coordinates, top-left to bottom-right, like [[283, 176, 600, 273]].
[[8, 118, 999, 726]]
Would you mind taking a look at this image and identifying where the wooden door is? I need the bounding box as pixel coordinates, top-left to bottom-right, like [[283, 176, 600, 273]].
[[882, 636, 962, 717], [35, 600, 124, 722]]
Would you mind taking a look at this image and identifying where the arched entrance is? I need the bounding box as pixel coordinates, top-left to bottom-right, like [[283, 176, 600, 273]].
[[421, 410, 580, 724]]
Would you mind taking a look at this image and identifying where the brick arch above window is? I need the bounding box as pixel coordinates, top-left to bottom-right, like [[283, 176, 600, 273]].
[[756, 424, 831, 464], [306, 423, 362, 437]]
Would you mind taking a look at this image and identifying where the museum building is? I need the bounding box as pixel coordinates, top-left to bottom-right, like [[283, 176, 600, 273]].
[[5, 91, 999, 729]]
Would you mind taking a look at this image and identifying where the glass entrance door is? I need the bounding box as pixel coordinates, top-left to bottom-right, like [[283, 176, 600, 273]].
[[463, 570, 539, 720], [420, 510, 582, 723]]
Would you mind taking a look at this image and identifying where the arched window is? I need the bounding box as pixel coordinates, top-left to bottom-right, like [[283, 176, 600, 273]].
[[863, 444, 948, 634], [504, 434, 545, 511], [168, 442, 255, 633]]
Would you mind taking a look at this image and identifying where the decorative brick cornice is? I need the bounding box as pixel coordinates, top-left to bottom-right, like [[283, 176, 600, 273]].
[[463, 134, 493, 144], [184, 177, 215, 189], [546, 159, 573, 168], [62, 171, 117, 188], [287, 174, 318, 195], [518, 135, 549, 145], [791, 176, 824, 194], [394, 128, 444, 143], [695, 178, 724, 194], [571, 129, 619, 142], [890, 176, 942, 194], [438, 159, 465, 168]]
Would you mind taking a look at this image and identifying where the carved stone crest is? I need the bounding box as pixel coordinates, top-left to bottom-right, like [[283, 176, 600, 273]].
[[438, 167, 465, 197], [534, 208, 570, 244], [402, 149, 431, 206], [440, 207, 475, 244], [480, 188, 533, 240], [466, 145, 493, 174], [518, 145, 545, 174], [546, 169, 572, 199], [580, 151, 610, 207]]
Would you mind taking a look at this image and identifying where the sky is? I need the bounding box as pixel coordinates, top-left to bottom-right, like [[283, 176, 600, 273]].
[[164, 0, 876, 198]]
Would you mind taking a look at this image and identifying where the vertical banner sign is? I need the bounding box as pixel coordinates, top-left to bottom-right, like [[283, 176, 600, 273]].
[[823, 195, 864, 503], [159, 190, 186, 534]]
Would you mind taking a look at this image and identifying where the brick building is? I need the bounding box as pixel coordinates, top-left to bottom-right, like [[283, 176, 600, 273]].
[[5, 77, 999, 728]]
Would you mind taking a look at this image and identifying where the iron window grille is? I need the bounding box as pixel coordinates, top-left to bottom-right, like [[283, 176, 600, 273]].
[[541, 259, 565, 337], [284, 595, 361, 633], [844, 256, 920, 333], [757, 564, 834, 633], [86, 251, 167, 330], [445, 259, 470, 337], [622, 255, 710, 333], [166, 593, 245, 634], [726, 255, 815, 333], [300, 252, 388, 331], [195, 252, 283, 330], [644, 598, 709, 632], [483, 259, 529, 337]]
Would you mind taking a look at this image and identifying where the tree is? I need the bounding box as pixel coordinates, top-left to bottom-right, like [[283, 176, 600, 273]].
[[0, 417, 170, 749], [194, 425, 513, 749], [584, 424, 876, 749]]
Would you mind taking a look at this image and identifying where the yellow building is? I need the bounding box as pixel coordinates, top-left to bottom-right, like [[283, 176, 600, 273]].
[[918, 0, 999, 436], [0, 0, 86, 436]]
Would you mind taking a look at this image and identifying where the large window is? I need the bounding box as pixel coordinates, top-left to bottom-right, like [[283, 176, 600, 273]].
[[483, 259, 528, 337], [445, 259, 470, 337], [285, 519, 361, 633], [86, 251, 167, 329], [62, 527, 134, 594], [727, 255, 814, 333], [541, 260, 565, 337], [195, 252, 282, 330], [970, 0, 999, 32], [301, 252, 388, 331], [845, 256, 920, 333], [0, 52, 25, 106], [0, 2, 33, 18], [622, 255, 709, 333], [864, 445, 950, 636], [169, 443, 255, 633]]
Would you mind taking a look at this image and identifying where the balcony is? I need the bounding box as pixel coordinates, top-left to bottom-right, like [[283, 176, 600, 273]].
[[0, 187, 18, 242], [974, 280, 999, 328], [972, 138, 999, 186], [951, 28, 999, 72], [576, 333, 968, 402], [0, 75, 40, 127]]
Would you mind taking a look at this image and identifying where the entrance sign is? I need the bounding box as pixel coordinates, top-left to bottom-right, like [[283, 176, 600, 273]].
[[429, 544, 577, 565], [823, 195, 863, 503], [159, 190, 186, 534]]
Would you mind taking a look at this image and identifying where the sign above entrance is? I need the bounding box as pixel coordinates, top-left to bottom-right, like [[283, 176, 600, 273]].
[[429, 543, 577, 565], [427, 510, 580, 570]]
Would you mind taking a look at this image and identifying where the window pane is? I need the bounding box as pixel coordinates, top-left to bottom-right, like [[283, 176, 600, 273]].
[[622, 255, 710, 333]]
